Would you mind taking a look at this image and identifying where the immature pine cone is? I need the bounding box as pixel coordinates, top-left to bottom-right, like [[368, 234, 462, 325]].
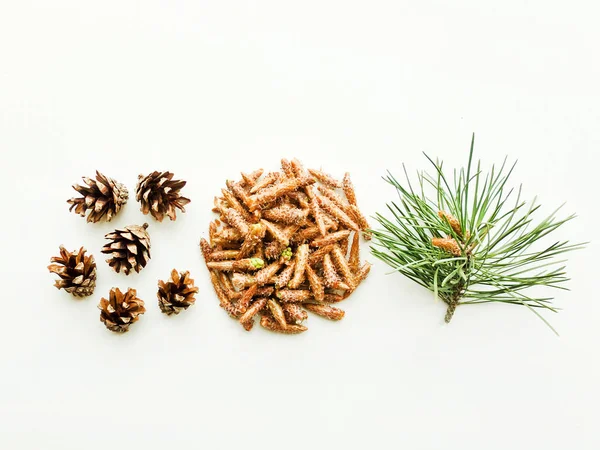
[[157, 269, 200, 315], [101, 223, 151, 274], [98, 287, 146, 333], [67, 171, 128, 222], [136, 171, 191, 221], [48, 246, 97, 297]]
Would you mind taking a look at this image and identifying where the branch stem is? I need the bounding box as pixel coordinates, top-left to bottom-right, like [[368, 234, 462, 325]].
[[444, 283, 464, 323]]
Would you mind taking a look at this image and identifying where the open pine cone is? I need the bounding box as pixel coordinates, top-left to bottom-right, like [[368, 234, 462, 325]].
[[157, 269, 199, 315], [48, 245, 97, 297], [67, 171, 128, 222], [136, 171, 190, 222], [98, 287, 146, 333], [101, 223, 151, 274]]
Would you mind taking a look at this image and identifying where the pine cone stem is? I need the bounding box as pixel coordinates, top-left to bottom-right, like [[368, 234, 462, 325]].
[[444, 299, 458, 323], [444, 285, 464, 323]]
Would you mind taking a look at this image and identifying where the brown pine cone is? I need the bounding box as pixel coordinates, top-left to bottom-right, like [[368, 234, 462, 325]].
[[101, 223, 151, 274], [157, 269, 200, 315], [136, 171, 190, 221], [48, 245, 97, 297], [98, 287, 146, 333], [67, 171, 128, 223]]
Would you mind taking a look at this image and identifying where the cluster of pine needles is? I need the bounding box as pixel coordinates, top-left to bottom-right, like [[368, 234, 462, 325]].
[[371, 135, 584, 334]]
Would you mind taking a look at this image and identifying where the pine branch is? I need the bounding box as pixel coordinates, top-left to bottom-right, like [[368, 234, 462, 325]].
[[370, 134, 585, 333]]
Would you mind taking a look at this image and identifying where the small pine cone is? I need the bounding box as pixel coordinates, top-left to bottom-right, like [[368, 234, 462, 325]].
[[98, 287, 146, 333], [48, 245, 97, 297], [67, 171, 128, 223], [101, 223, 151, 274], [157, 269, 200, 315], [136, 171, 191, 221]]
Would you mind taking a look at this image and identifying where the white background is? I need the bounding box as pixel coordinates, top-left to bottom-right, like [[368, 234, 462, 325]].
[[1, 1, 598, 449]]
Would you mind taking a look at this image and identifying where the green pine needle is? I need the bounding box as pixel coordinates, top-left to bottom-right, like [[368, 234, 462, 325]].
[[370, 134, 585, 334]]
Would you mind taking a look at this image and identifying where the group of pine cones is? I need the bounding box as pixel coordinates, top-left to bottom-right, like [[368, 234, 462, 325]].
[[48, 171, 198, 333]]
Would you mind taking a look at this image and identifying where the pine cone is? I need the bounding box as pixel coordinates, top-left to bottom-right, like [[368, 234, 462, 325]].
[[157, 269, 200, 315], [98, 287, 146, 333], [101, 223, 151, 274], [47, 245, 97, 297], [67, 171, 128, 223], [136, 171, 191, 222]]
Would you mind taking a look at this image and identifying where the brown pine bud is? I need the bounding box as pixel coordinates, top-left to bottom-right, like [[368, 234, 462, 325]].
[[287, 191, 311, 209], [236, 284, 258, 315], [308, 245, 335, 266], [262, 220, 291, 246], [322, 293, 346, 303], [231, 273, 257, 290], [267, 299, 288, 329], [331, 245, 356, 290], [238, 222, 267, 259], [200, 238, 213, 262], [280, 159, 295, 178], [247, 176, 314, 211], [290, 158, 306, 178], [303, 303, 345, 321], [282, 303, 308, 323], [275, 262, 296, 289], [223, 208, 250, 236], [317, 195, 360, 231], [209, 250, 241, 261], [305, 265, 325, 302], [349, 204, 372, 240], [250, 172, 281, 194], [222, 188, 254, 223], [308, 168, 342, 189], [316, 185, 353, 215], [239, 298, 268, 330], [310, 230, 352, 248], [342, 172, 357, 206], [288, 244, 309, 289], [260, 316, 307, 334], [291, 226, 321, 244], [348, 232, 361, 273], [263, 205, 308, 225], [255, 261, 284, 286], [276, 289, 313, 303], [206, 258, 265, 272], [240, 169, 264, 188]]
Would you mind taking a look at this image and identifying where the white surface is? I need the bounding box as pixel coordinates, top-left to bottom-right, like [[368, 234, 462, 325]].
[[1, 1, 598, 449]]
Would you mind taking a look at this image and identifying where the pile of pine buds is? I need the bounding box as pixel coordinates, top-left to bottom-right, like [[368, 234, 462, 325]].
[[200, 158, 371, 334]]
